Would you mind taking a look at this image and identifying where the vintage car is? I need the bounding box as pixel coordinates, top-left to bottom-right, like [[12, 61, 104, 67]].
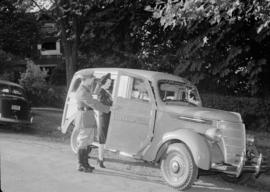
[[0, 80, 33, 130], [60, 68, 268, 190]]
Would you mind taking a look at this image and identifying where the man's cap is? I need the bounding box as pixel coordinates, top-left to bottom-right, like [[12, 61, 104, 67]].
[[80, 73, 94, 80]]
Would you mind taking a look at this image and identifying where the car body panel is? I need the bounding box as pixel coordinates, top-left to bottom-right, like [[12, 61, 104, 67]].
[[61, 68, 266, 179], [0, 80, 32, 125]]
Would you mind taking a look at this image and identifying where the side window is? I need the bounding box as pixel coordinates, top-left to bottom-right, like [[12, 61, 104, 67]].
[[117, 75, 132, 98], [71, 78, 82, 92], [131, 78, 150, 102], [117, 76, 150, 102]]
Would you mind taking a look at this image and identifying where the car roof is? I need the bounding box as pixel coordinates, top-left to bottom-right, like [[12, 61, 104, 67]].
[[0, 80, 23, 88], [75, 68, 190, 84]]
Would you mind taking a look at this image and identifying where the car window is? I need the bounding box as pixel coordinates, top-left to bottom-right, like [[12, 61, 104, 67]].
[[158, 80, 201, 106], [71, 78, 82, 92], [131, 78, 150, 102], [117, 75, 132, 98], [117, 75, 150, 102]]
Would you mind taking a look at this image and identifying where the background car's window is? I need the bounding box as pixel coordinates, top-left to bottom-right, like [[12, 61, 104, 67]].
[[131, 78, 150, 102]]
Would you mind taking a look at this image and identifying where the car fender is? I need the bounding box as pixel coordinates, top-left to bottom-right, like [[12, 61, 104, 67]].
[[157, 129, 211, 170], [60, 114, 76, 134]]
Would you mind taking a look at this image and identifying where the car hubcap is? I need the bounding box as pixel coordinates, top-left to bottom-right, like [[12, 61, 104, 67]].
[[171, 160, 180, 173], [166, 153, 187, 183]]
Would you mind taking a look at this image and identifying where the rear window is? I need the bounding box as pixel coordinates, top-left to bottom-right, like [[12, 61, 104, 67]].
[[0, 83, 25, 97]]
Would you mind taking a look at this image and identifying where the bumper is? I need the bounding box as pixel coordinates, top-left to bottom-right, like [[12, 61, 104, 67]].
[[0, 116, 33, 124], [211, 153, 270, 178]]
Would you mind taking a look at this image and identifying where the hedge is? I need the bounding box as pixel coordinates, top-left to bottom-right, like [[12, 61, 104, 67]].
[[201, 93, 270, 132]]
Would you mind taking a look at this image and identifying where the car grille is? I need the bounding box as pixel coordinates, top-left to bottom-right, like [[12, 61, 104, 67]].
[[219, 121, 246, 166]]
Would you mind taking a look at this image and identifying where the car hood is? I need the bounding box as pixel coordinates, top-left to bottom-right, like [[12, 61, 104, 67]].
[[163, 105, 242, 123]]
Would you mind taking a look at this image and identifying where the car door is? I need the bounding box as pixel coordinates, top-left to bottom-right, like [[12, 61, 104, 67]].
[[61, 70, 118, 134], [60, 77, 81, 133], [105, 73, 156, 155]]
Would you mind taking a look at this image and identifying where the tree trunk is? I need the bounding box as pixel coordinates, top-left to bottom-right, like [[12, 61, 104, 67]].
[[56, 0, 78, 87], [64, 43, 75, 87]]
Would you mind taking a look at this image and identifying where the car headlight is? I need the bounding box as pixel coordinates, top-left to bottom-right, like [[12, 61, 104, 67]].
[[205, 128, 222, 141]]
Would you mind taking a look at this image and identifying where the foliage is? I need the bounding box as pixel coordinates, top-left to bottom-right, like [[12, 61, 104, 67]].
[[49, 62, 66, 85], [0, 50, 21, 82], [201, 93, 270, 132], [18, 59, 65, 107], [19, 59, 48, 89], [79, 1, 152, 69], [146, 0, 270, 95], [0, 0, 40, 57], [0, 50, 14, 73], [22, 0, 116, 86]]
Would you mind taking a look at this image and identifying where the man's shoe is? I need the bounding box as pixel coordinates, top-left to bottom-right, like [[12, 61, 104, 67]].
[[78, 164, 93, 173]]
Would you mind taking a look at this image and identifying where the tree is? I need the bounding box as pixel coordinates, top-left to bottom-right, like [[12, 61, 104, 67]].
[[24, 0, 115, 86], [79, 1, 151, 69], [0, 0, 39, 57], [146, 0, 270, 95]]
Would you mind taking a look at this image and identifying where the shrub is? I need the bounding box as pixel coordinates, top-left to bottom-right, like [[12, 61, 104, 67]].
[[19, 59, 65, 108], [201, 93, 270, 132]]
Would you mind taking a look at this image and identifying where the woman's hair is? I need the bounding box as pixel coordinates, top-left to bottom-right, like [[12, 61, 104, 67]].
[[100, 73, 111, 85], [93, 73, 111, 94]]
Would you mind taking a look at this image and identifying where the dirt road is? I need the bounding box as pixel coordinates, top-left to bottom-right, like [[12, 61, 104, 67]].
[[0, 132, 268, 192]]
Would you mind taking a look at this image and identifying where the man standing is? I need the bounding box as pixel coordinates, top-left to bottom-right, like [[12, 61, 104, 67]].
[[75, 73, 110, 172]]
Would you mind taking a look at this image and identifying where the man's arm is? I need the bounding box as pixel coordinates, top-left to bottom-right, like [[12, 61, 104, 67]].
[[83, 97, 110, 113]]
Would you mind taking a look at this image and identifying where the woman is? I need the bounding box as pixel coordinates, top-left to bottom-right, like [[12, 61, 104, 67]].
[[96, 73, 113, 168]]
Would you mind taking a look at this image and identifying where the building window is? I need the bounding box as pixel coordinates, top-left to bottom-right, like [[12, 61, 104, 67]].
[[42, 42, 56, 50]]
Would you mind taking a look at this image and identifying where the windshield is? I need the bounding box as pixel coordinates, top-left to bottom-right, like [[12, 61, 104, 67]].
[[158, 80, 201, 106], [0, 83, 25, 97]]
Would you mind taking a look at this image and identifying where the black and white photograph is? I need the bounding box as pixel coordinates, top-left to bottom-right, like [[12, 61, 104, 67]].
[[0, 0, 270, 191]]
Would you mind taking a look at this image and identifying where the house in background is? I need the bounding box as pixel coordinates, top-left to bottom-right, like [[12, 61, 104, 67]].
[[34, 12, 64, 76]]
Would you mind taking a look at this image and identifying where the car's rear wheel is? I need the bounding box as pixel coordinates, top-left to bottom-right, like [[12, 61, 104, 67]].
[[161, 143, 198, 191], [70, 125, 79, 154]]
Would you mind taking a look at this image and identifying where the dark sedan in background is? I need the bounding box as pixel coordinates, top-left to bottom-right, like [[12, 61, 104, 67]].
[[0, 80, 33, 130]]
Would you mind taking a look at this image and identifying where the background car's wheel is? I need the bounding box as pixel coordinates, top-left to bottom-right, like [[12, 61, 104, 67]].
[[220, 144, 259, 184], [161, 143, 198, 191], [70, 126, 79, 154]]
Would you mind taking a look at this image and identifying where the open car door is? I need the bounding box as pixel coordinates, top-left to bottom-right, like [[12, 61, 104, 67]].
[[105, 73, 156, 156], [60, 77, 81, 133]]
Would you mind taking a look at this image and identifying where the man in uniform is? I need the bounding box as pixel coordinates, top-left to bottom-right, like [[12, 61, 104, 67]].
[[75, 73, 110, 172]]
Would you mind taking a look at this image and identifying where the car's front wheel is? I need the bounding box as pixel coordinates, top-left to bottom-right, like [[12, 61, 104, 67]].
[[161, 143, 198, 191]]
